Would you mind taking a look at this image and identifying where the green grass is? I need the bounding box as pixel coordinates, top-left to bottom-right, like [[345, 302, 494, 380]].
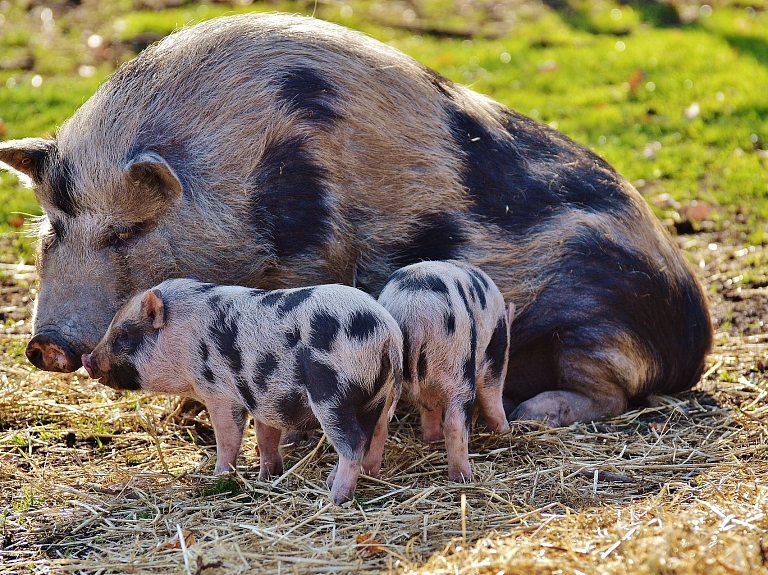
[[197, 475, 242, 498], [0, 0, 766, 263]]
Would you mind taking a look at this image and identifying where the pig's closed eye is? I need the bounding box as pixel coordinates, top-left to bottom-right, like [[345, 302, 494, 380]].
[[107, 224, 143, 247]]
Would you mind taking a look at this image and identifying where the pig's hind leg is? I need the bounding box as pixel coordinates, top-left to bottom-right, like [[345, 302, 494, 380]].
[[255, 421, 284, 480], [360, 386, 398, 478], [440, 373, 475, 482], [320, 400, 391, 505]]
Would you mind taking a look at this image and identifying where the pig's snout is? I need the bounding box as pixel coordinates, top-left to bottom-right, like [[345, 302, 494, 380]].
[[26, 332, 81, 372], [81, 354, 95, 379]]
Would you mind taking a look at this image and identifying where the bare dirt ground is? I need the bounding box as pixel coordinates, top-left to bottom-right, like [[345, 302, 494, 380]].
[[1, 227, 767, 575]]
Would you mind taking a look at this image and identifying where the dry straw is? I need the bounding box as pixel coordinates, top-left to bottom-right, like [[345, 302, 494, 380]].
[[2, 243, 768, 574]]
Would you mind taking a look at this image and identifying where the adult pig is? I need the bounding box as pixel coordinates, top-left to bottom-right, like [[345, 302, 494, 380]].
[[0, 12, 712, 426], [82, 278, 403, 504]]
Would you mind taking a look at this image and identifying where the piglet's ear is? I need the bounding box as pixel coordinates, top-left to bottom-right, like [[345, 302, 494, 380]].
[[126, 151, 182, 202], [141, 289, 166, 330], [0, 138, 56, 182]]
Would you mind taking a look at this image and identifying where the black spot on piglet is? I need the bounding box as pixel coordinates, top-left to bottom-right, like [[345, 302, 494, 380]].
[[347, 310, 379, 341], [310, 310, 341, 352], [484, 317, 508, 381]]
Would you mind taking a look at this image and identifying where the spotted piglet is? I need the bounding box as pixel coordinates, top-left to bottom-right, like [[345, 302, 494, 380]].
[[82, 278, 402, 504], [378, 261, 513, 482]]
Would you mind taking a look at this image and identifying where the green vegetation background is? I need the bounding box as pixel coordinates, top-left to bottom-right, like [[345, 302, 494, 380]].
[[0, 0, 766, 262]]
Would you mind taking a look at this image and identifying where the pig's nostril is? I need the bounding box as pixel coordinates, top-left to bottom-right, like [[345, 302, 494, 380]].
[[26, 344, 44, 370]]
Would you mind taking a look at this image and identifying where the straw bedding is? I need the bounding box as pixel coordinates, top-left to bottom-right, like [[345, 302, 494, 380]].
[[1, 231, 767, 575]]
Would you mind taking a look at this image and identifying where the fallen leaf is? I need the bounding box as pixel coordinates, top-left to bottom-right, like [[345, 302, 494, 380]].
[[159, 529, 195, 550], [649, 421, 667, 434], [355, 533, 383, 558]]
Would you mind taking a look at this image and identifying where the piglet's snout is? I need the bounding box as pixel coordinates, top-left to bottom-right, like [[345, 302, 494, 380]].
[[81, 353, 96, 379]]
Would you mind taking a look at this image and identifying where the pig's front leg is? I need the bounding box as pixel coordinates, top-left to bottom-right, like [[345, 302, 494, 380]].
[[206, 401, 246, 474], [255, 421, 284, 480]]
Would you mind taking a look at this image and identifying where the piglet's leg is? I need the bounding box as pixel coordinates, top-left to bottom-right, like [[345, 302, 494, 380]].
[[255, 421, 284, 480], [329, 456, 361, 505], [360, 388, 396, 478], [443, 404, 472, 482], [206, 401, 246, 475], [475, 384, 511, 434]]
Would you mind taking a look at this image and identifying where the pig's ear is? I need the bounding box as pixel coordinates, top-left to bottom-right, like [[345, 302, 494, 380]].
[[126, 152, 182, 202], [141, 288, 166, 330], [0, 138, 55, 182]]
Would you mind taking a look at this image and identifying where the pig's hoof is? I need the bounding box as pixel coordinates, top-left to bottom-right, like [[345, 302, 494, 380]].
[[214, 463, 236, 475], [448, 471, 473, 482], [448, 464, 473, 483], [330, 489, 355, 505], [258, 463, 284, 481]]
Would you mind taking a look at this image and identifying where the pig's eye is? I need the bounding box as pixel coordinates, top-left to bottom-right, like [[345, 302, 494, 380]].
[[106, 224, 142, 247], [40, 234, 56, 253]]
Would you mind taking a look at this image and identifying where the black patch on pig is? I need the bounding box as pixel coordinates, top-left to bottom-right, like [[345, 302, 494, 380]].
[[469, 269, 489, 290], [447, 104, 629, 232], [105, 362, 142, 391], [209, 303, 242, 373], [390, 212, 468, 269], [301, 349, 340, 404], [207, 294, 223, 308], [330, 355, 391, 457], [285, 326, 301, 348], [276, 67, 340, 125], [277, 287, 315, 316], [252, 352, 279, 390], [444, 312, 456, 335], [112, 320, 153, 357], [456, 280, 478, 384], [259, 291, 284, 307], [467, 274, 487, 309], [47, 155, 78, 216], [235, 375, 258, 411], [346, 310, 379, 341], [461, 397, 475, 432], [249, 134, 332, 258], [507, 226, 712, 399], [485, 317, 508, 382], [199, 340, 216, 385], [309, 310, 341, 353], [417, 349, 428, 382], [195, 282, 218, 293], [396, 273, 450, 296]]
